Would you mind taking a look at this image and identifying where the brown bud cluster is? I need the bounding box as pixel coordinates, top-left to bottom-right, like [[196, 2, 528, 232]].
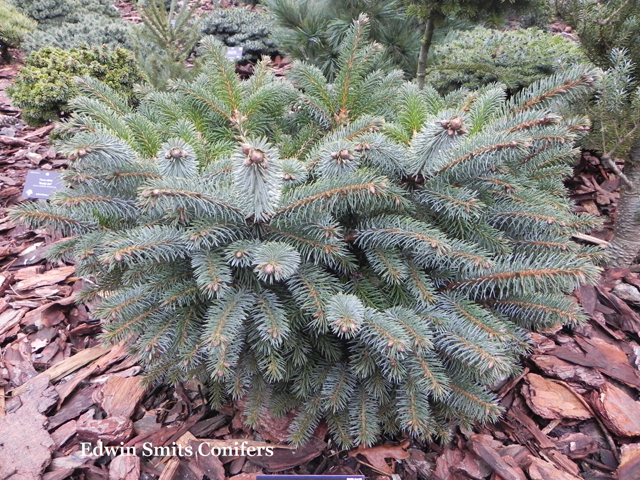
[[69, 147, 92, 160], [165, 147, 189, 159], [263, 264, 275, 275], [354, 143, 371, 152], [260, 263, 283, 276], [241, 144, 269, 169], [330, 149, 355, 165], [79, 250, 96, 260], [440, 116, 467, 136]]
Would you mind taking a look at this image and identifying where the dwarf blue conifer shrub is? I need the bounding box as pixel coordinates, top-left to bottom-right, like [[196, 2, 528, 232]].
[[425, 26, 586, 93], [11, 19, 600, 447], [200, 7, 278, 62], [11, 0, 131, 51]]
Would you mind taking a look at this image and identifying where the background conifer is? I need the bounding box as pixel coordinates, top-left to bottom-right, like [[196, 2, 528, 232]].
[[134, 0, 202, 89], [11, 0, 132, 51], [556, 0, 640, 266], [264, 0, 421, 79], [0, 0, 35, 63]]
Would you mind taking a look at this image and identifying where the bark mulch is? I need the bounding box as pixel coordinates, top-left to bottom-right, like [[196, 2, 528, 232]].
[[2, 60, 640, 480]]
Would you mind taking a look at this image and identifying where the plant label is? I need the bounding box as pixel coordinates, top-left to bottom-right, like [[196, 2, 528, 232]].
[[257, 476, 365, 480], [23, 170, 63, 199], [226, 47, 243, 61]]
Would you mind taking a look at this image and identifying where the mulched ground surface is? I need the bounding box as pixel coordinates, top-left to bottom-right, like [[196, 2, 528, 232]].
[[2, 13, 640, 480]]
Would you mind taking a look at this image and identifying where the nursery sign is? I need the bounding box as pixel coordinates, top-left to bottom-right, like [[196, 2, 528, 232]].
[[226, 47, 243, 61], [257, 477, 365, 480], [22, 170, 63, 199]]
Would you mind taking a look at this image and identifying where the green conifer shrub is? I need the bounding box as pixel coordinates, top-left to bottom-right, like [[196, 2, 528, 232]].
[[8, 46, 145, 126], [10, 0, 117, 24], [0, 0, 36, 63], [11, 19, 600, 447], [11, 0, 132, 51], [425, 26, 586, 93], [22, 15, 133, 52], [404, 0, 549, 89], [555, 0, 640, 73], [133, 0, 201, 89], [555, 0, 640, 267], [264, 0, 421, 79], [200, 7, 278, 62]]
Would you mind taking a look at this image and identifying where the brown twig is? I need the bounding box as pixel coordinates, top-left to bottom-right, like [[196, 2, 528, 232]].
[[580, 457, 616, 472], [602, 156, 633, 188]]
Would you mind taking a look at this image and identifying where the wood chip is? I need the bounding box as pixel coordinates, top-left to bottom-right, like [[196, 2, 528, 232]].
[[55, 344, 128, 403], [249, 436, 326, 473], [13, 265, 75, 291], [618, 444, 640, 480], [0, 273, 13, 295], [50, 419, 77, 449], [612, 283, 640, 303], [12, 265, 45, 281], [11, 345, 111, 397], [157, 459, 180, 480], [434, 448, 468, 480], [348, 440, 410, 475], [109, 455, 140, 480], [548, 340, 640, 388], [47, 451, 92, 474], [0, 375, 57, 479], [529, 355, 605, 388], [47, 385, 100, 430], [498, 445, 530, 469], [21, 125, 55, 141], [597, 286, 640, 334], [581, 337, 628, 364], [589, 383, 640, 437], [182, 435, 225, 480], [404, 448, 432, 479], [189, 414, 228, 438], [0, 307, 26, 336], [469, 434, 526, 480], [22, 302, 66, 329], [523, 373, 591, 420], [101, 376, 147, 419], [526, 456, 582, 480], [0, 135, 29, 147], [506, 404, 581, 476], [552, 433, 598, 459], [249, 405, 296, 443], [76, 409, 134, 444]]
